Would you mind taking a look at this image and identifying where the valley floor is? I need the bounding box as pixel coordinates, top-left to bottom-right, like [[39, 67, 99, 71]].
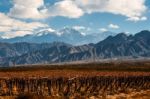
[[0, 61, 150, 99]]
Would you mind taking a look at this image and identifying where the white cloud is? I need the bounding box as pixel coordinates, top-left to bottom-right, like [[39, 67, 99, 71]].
[[72, 26, 86, 31], [75, 0, 147, 22], [37, 28, 56, 33], [127, 16, 147, 22], [125, 31, 130, 34], [141, 16, 147, 21], [8, 0, 147, 21], [9, 0, 46, 19], [72, 25, 91, 35], [108, 24, 119, 29], [47, 0, 84, 18], [99, 28, 108, 32], [9, 0, 84, 19], [1, 0, 148, 38], [0, 13, 49, 38], [2, 30, 31, 39], [72, 25, 91, 32]]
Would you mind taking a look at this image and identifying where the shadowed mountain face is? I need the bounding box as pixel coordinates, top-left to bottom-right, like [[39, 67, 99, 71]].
[[0, 30, 150, 66], [0, 42, 71, 58]]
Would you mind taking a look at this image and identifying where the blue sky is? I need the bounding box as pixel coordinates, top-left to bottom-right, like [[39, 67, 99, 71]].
[[0, 0, 150, 38]]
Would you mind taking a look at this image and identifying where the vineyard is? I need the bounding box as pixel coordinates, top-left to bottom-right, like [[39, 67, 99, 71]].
[[0, 61, 150, 99]]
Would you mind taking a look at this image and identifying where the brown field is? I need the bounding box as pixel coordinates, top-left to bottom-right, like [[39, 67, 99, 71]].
[[0, 61, 150, 99]]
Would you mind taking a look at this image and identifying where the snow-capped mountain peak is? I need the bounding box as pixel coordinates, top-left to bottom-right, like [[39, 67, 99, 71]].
[[35, 28, 56, 36], [0, 27, 117, 45]]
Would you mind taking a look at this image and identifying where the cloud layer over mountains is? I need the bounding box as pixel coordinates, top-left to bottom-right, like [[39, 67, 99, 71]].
[[0, 0, 148, 38]]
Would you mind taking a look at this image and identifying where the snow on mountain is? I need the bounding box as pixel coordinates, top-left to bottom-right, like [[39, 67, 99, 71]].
[[0, 28, 117, 45]]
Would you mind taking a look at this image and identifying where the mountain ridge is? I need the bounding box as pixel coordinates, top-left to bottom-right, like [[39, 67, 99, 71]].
[[0, 28, 117, 45], [0, 30, 150, 66]]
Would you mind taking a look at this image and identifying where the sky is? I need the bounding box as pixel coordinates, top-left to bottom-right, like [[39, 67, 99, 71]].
[[0, 0, 150, 38]]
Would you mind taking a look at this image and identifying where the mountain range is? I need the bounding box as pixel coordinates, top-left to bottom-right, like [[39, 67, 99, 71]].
[[0, 28, 117, 45], [0, 30, 150, 66]]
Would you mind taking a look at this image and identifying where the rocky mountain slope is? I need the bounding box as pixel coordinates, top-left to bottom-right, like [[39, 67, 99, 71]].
[[0, 30, 150, 66]]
